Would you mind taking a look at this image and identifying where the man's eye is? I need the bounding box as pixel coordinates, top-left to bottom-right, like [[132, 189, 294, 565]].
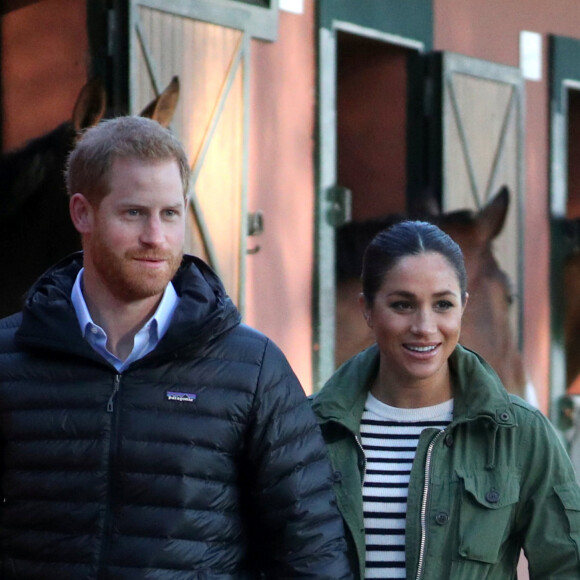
[[127, 209, 140, 217]]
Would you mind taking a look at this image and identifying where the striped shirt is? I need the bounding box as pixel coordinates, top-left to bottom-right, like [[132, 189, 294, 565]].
[[361, 393, 453, 579]]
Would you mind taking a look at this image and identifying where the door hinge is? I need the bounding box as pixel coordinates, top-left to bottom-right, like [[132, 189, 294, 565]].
[[247, 210, 264, 255], [327, 185, 352, 227]]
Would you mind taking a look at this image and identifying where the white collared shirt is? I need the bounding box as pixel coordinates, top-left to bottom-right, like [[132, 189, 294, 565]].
[[71, 268, 180, 371]]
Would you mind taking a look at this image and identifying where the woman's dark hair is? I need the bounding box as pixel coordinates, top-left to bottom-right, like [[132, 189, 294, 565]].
[[361, 220, 467, 306]]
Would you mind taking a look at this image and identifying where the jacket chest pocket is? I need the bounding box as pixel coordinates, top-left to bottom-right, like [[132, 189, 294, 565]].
[[555, 483, 580, 550], [455, 469, 520, 565]]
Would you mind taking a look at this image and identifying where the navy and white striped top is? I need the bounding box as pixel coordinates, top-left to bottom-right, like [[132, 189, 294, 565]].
[[360, 393, 453, 579]]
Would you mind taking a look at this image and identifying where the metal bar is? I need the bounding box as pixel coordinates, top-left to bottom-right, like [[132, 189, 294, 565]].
[[333, 20, 424, 51], [190, 34, 243, 183], [135, 18, 161, 97], [187, 186, 222, 278], [447, 75, 481, 208], [484, 86, 515, 200], [237, 32, 250, 315]]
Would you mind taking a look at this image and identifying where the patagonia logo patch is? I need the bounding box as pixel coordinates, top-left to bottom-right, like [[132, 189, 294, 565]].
[[166, 391, 197, 403]]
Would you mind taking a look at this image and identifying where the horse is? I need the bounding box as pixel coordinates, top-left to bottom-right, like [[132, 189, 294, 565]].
[[558, 218, 580, 395], [0, 76, 180, 319], [335, 186, 532, 401]]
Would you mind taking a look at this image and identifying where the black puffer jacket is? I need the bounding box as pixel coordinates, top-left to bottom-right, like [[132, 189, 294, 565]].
[[0, 254, 351, 580]]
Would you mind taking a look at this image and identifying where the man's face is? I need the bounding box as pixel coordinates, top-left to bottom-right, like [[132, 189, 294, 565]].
[[83, 157, 186, 303]]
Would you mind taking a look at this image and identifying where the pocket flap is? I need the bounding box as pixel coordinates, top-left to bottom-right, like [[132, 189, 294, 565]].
[[456, 469, 521, 564], [457, 468, 520, 509], [555, 482, 580, 511]]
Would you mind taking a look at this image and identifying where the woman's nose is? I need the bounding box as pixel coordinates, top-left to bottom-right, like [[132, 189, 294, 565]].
[[411, 309, 436, 334]]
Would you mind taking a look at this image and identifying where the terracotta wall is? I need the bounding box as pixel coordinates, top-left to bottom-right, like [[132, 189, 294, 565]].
[[7, 0, 577, 403], [246, 1, 316, 392], [435, 0, 580, 411], [1, 0, 88, 151], [337, 36, 408, 221]]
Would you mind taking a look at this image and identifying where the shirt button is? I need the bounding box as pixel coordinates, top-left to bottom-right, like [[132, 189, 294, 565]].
[[435, 511, 449, 525], [90, 327, 99, 335]]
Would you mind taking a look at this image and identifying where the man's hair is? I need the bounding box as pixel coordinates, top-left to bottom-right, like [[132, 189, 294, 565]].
[[65, 116, 190, 204]]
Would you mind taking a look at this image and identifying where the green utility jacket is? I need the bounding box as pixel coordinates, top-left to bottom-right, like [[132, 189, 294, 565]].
[[311, 344, 580, 579]]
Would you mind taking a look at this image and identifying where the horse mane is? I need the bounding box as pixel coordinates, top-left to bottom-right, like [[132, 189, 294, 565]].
[[335, 206, 481, 281], [335, 214, 406, 280], [0, 121, 76, 221]]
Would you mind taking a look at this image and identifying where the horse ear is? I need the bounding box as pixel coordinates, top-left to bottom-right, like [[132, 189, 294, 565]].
[[71, 77, 107, 131], [408, 184, 441, 218], [476, 185, 510, 242], [139, 76, 180, 128]]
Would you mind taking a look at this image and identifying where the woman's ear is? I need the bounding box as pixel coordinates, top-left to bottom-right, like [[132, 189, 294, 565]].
[[69, 193, 93, 235], [359, 293, 373, 328], [462, 292, 469, 315]]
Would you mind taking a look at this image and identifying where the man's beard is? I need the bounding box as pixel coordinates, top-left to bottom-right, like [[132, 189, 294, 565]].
[[90, 233, 182, 302]]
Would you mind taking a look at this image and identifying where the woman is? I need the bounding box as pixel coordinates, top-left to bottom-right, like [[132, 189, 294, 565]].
[[312, 220, 580, 579]]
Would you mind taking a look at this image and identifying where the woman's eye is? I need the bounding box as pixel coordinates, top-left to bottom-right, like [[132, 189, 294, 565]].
[[435, 300, 454, 310], [390, 301, 413, 311]]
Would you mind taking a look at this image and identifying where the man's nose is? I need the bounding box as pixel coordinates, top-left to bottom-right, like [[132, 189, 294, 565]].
[[141, 216, 164, 245]]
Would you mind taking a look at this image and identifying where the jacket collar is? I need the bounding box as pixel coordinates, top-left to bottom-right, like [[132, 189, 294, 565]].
[[311, 343, 517, 434], [15, 252, 241, 365]]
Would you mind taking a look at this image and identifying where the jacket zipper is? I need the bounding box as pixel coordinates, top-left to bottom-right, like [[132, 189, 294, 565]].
[[107, 374, 121, 412], [415, 430, 444, 580], [98, 373, 122, 578], [354, 435, 367, 486]]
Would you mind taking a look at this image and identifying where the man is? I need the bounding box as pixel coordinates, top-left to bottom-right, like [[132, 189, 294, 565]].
[[0, 116, 352, 579]]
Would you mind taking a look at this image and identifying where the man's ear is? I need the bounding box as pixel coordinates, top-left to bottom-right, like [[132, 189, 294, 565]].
[[69, 193, 93, 235]]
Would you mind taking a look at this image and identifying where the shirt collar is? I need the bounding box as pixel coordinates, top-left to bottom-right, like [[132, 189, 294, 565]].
[[71, 268, 179, 346]]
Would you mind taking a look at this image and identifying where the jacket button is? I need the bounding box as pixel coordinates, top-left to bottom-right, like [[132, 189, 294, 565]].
[[444, 433, 454, 447], [499, 411, 510, 422], [485, 489, 500, 504], [332, 470, 342, 483], [435, 511, 449, 525]]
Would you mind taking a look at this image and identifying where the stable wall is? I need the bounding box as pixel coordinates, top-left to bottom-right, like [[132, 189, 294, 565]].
[[246, 1, 316, 392], [1, 0, 88, 151], [1, 1, 317, 393], [435, 0, 580, 412]]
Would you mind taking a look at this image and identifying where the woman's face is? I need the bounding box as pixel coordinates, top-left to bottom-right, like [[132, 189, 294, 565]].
[[362, 251, 467, 388]]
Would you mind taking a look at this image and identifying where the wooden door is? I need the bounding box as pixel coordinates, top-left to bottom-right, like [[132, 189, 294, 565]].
[[315, 0, 432, 389], [129, 1, 250, 309], [432, 52, 525, 344]]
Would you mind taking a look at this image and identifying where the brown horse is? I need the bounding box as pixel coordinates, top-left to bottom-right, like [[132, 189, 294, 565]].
[[0, 76, 180, 319], [562, 222, 580, 395], [335, 186, 531, 401]]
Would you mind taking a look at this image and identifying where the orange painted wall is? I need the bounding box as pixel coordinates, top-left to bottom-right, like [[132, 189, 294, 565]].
[[1, 0, 88, 151], [246, 2, 316, 393], [6, 0, 580, 405], [434, 0, 580, 412]]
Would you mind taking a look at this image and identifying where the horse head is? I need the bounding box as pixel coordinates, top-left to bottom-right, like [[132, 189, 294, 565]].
[[559, 217, 580, 394], [335, 186, 529, 400], [0, 76, 180, 318], [434, 187, 527, 398]]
